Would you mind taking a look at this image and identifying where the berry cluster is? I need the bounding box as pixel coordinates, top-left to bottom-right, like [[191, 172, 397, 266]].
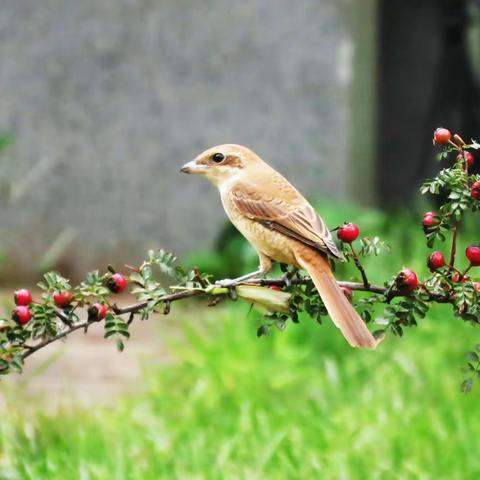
[[9, 272, 128, 327], [421, 128, 480, 290], [12, 289, 32, 326], [336, 222, 418, 295], [323, 128, 480, 363]]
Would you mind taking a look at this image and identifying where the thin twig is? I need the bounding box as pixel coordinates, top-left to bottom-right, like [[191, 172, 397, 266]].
[[461, 265, 472, 280], [193, 266, 208, 288], [54, 308, 72, 326], [22, 321, 90, 360], [349, 244, 370, 288], [449, 224, 458, 270]]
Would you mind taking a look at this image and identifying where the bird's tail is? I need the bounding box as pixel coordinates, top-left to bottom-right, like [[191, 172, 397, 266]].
[[294, 246, 378, 349]]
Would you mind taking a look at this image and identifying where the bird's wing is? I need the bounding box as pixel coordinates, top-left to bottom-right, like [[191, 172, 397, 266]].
[[231, 180, 344, 260]]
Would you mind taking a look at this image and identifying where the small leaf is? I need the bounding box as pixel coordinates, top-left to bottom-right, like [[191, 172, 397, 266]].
[[116, 338, 125, 352], [256, 325, 270, 337], [461, 378, 474, 393], [467, 351, 479, 363]]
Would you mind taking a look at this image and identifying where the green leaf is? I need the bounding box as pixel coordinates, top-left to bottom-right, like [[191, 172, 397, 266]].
[[37, 271, 71, 292], [80, 270, 110, 297], [461, 378, 474, 393], [256, 325, 270, 337], [358, 237, 390, 257], [116, 338, 125, 352], [467, 351, 479, 363], [391, 323, 403, 337], [30, 303, 58, 339], [104, 314, 130, 344]]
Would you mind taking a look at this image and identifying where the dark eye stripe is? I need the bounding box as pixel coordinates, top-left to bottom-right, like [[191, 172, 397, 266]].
[[212, 153, 225, 163]]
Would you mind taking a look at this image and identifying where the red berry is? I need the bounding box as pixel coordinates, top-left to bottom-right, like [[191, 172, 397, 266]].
[[422, 212, 439, 227], [395, 268, 418, 293], [107, 273, 127, 294], [427, 251, 445, 270], [466, 245, 480, 266], [433, 127, 451, 145], [53, 291, 74, 308], [337, 223, 360, 243], [471, 181, 480, 200], [14, 288, 32, 306], [456, 151, 474, 168], [423, 216, 436, 227], [88, 303, 107, 321], [269, 285, 282, 291], [12, 306, 32, 326]]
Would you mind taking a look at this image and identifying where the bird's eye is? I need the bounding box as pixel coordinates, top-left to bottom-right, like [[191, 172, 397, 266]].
[[211, 153, 225, 163]]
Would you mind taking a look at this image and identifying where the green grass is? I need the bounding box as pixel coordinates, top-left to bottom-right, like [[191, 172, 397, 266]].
[[1, 204, 480, 479], [1, 303, 480, 479]]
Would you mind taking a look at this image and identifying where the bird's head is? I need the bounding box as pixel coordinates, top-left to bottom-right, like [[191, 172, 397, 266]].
[[181, 144, 261, 186]]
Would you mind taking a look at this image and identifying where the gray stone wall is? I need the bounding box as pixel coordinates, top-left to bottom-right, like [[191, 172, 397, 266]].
[[0, 0, 356, 277]]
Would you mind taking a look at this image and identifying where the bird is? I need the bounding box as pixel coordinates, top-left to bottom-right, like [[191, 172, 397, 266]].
[[181, 144, 377, 349]]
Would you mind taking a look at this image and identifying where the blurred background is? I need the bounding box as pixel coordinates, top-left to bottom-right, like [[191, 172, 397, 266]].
[[1, 1, 480, 478], [2, 0, 479, 280]]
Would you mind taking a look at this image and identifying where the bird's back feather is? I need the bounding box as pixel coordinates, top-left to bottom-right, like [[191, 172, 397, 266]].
[[229, 165, 344, 260]]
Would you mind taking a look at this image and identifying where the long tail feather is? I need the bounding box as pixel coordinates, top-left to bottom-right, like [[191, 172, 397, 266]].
[[294, 247, 377, 349]]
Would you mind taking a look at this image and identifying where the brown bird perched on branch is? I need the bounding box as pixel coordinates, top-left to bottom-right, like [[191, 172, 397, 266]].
[[181, 145, 377, 349]]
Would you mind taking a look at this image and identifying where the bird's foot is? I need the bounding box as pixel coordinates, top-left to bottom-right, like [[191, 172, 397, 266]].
[[215, 278, 237, 288], [280, 268, 298, 287], [281, 272, 292, 287], [215, 275, 263, 288]]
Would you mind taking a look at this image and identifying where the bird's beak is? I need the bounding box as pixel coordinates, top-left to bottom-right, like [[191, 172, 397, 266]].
[[180, 160, 208, 174]]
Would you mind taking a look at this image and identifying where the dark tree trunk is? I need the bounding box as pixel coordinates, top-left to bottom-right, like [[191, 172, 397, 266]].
[[377, 0, 480, 205]]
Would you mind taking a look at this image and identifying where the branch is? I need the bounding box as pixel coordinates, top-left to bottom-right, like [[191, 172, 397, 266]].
[[22, 321, 89, 360], [113, 277, 424, 316], [449, 224, 458, 269], [15, 273, 453, 365], [349, 244, 370, 288]]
